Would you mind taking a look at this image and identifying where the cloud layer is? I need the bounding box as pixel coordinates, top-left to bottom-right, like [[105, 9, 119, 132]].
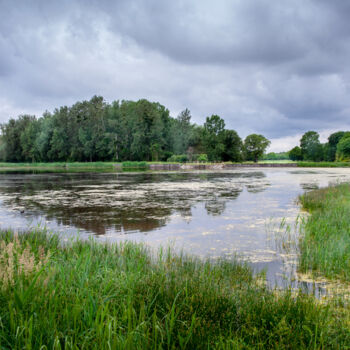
[[1, 0, 350, 150]]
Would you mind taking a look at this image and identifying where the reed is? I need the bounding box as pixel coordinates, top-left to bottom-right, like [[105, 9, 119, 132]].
[[299, 183, 350, 281], [0, 229, 349, 349]]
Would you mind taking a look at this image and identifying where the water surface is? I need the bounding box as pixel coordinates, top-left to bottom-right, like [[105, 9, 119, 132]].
[[0, 168, 349, 291]]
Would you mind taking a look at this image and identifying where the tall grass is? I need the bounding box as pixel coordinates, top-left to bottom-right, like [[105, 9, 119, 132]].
[[122, 161, 149, 169], [0, 229, 349, 348], [297, 161, 350, 167], [299, 183, 350, 281]]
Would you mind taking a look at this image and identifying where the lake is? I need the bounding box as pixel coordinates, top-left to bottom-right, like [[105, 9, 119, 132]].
[[0, 167, 349, 291]]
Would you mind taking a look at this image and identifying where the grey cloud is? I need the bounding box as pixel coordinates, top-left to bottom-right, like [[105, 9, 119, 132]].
[[0, 0, 350, 147]]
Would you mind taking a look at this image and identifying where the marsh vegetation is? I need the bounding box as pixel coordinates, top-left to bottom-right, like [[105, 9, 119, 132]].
[[0, 229, 349, 349]]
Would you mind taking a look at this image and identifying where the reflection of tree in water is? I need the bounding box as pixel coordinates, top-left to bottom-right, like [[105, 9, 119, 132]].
[[300, 182, 319, 191], [177, 205, 192, 219], [205, 200, 226, 216], [0, 171, 270, 236], [46, 207, 172, 235]]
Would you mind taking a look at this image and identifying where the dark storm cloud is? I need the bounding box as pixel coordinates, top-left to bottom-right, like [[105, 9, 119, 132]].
[[0, 0, 350, 150]]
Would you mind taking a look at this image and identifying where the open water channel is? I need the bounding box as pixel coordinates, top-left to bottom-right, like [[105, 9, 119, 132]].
[[0, 168, 349, 292]]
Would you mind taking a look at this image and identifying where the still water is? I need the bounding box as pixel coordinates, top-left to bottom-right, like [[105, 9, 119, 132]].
[[0, 168, 349, 290]]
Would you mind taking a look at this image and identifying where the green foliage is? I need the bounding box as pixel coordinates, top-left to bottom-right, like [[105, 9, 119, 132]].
[[122, 161, 148, 169], [0, 229, 349, 349], [167, 154, 188, 163], [289, 146, 303, 161], [0, 98, 244, 163], [299, 184, 350, 281], [1, 115, 37, 162], [221, 129, 243, 162], [203, 115, 226, 161], [324, 131, 347, 161], [297, 161, 350, 167], [336, 133, 350, 161], [300, 131, 323, 161], [243, 134, 270, 162], [264, 152, 289, 160], [197, 154, 208, 163]]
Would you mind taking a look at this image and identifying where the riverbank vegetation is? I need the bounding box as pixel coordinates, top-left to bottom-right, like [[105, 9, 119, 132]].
[[289, 130, 350, 162], [0, 96, 270, 164], [299, 183, 350, 282], [0, 229, 349, 349]]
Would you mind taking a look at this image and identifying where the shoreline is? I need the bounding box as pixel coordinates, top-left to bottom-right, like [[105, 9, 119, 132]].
[[0, 161, 349, 173]]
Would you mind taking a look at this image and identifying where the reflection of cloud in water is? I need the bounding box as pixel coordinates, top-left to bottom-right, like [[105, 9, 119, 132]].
[[0, 171, 270, 235], [1, 168, 350, 292]]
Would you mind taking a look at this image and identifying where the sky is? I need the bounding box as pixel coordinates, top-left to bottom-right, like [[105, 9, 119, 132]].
[[0, 0, 350, 152]]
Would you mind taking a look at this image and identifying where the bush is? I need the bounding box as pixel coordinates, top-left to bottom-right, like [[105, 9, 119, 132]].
[[197, 154, 208, 163], [167, 154, 188, 163], [122, 161, 148, 168]]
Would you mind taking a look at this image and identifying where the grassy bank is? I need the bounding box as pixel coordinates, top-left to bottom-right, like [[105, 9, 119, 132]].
[[0, 162, 118, 173], [297, 161, 350, 167], [1, 161, 350, 173], [0, 230, 349, 349], [299, 183, 350, 282]]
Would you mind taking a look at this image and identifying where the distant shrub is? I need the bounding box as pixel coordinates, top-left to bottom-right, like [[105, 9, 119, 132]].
[[122, 161, 148, 168], [167, 154, 188, 163], [197, 154, 208, 163], [162, 151, 173, 161]]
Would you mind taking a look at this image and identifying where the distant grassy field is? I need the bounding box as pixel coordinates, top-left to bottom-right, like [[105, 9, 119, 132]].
[[0, 229, 349, 349], [299, 183, 350, 282]]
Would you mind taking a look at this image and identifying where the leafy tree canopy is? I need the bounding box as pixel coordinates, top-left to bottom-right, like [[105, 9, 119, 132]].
[[244, 134, 270, 163]]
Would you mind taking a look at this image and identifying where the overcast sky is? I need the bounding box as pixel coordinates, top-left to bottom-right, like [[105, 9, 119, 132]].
[[1, 0, 350, 151]]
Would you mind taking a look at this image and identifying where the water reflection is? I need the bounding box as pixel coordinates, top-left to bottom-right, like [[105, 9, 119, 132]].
[[0, 171, 269, 235], [0, 168, 350, 292]]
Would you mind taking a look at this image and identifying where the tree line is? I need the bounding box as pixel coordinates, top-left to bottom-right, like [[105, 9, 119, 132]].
[[0, 96, 271, 163], [289, 131, 350, 162]]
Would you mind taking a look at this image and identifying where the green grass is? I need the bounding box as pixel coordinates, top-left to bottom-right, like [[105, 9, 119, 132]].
[[122, 161, 149, 169], [0, 162, 120, 173], [297, 161, 350, 167], [0, 162, 117, 168], [0, 229, 349, 349], [257, 160, 295, 164], [299, 183, 350, 281]]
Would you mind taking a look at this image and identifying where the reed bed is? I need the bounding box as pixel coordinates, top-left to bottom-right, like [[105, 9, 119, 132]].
[[0, 229, 349, 348], [299, 183, 350, 283]]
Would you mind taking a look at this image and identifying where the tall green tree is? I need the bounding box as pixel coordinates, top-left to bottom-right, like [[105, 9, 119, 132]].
[[289, 146, 303, 161], [300, 131, 323, 161], [203, 115, 226, 161], [244, 134, 270, 162], [221, 129, 243, 162], [1, 115, 36, 162], [171, 108, 193, 155], [325, 131, 346, 161], [336, 133, 350, 161]]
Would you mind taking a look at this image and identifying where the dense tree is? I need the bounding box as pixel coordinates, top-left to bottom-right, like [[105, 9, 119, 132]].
[[1, 115, 36, 162], [336, 133, 350, 161], [170, 108, 193, 155], [264, 152, 289, 160], [244, 134, 270, 162], [221, 129, 243, 162], [203, 115, 226, 161], [325, 131, 346, 161], [288, 147, 303, 161], [5, 96, 347, 165], [300, 131, 323, 161]]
